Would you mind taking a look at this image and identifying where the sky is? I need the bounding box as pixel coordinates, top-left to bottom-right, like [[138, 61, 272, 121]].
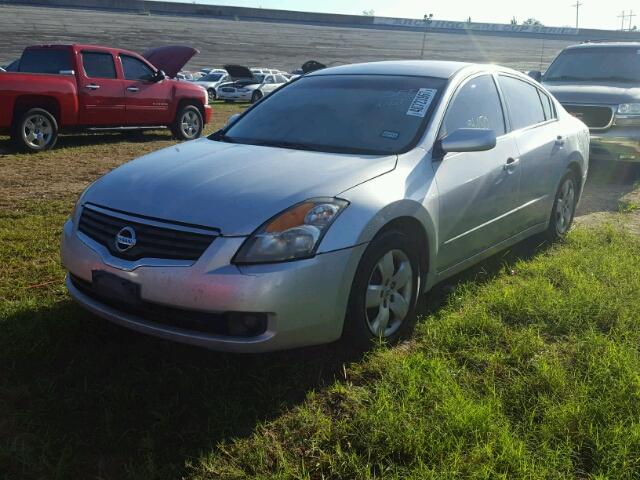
[[162, 0, 639, 31]]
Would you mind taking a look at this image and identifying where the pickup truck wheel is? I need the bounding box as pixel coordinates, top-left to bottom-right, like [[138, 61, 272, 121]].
[[13, 108, 58, 152], [172, 105, 203, 141]]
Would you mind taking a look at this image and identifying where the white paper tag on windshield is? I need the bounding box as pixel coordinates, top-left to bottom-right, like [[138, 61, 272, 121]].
[[406, 88, 437, 117]]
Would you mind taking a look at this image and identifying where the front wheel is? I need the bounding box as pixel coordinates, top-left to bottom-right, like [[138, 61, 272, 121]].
[[251, 90, 263, 104], [171, 105, 203, 141], [207, 88, 216, 102], [343, 230, 420, 351], [13, 108, 59, 152], [546, 170, 578, 241]]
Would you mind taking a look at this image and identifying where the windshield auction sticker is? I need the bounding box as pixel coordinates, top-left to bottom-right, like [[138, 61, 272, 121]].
[[406, 88, 437, 118]]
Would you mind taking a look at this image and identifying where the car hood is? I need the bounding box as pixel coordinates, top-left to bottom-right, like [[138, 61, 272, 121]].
[[142, 46, 199, 78], [544, 82, 640, 105], [224, 64, 256, 81], [83, 138, 397, 235]]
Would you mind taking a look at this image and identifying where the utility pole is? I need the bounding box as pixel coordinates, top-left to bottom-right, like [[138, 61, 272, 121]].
[[572, 1, 583, 29], [420, 13, 434, 59], [628, 10, 636, 31], [619, 11, 627, 30]]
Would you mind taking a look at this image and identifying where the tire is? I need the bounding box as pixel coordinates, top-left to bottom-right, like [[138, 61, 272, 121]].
[[171, 105, 203, 141], [545, 169, 579, 241], [12, 108, 58, 152], [343, 230, 421, 351], [251, 90, 263, 104], [207, 88, 216, 102]]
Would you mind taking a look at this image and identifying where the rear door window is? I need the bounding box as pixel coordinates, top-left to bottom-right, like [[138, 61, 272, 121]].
[[19, 49, 72, 74], [82, 52, 117, 79], [538, 90, 555, 121], [499, 75, 546, 130]]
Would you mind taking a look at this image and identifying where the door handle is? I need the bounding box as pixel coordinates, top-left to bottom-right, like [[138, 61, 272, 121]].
[[555, 135, 565, 146], [85, 84, 100, 90], [503, 157, 520, 172], [127, 86, 140, 93]]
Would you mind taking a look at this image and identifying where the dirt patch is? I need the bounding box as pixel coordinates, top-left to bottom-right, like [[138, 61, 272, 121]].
[[576, 160, 640, 235]]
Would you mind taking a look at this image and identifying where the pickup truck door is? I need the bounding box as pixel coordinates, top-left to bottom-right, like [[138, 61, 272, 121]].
[[77, 51, 126, 126], [120, 54, 173, 125]]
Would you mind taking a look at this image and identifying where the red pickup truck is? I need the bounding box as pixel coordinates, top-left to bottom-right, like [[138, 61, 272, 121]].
[[0, 44, 212, 152]]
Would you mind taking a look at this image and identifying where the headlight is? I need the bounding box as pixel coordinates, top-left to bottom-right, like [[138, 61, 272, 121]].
[[617, 103, 640, 115], [233, 198, 349, 264]]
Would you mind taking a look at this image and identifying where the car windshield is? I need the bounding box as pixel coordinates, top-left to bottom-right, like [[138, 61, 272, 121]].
[[544, 47, 640, 83], [203, 73, 223, 81], [216, 74, 445, 155]]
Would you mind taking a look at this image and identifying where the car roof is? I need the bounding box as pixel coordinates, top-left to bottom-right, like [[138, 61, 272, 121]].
[[307, 60, 474, 79], [566, 41, 640, 49]]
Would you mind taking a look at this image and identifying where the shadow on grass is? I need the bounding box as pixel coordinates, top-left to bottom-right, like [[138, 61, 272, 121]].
[[1, 236, 551, 479], [0, 130, 173, 155]]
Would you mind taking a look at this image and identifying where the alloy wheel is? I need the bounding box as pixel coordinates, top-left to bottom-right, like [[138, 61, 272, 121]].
[[180, 110, 201, 139], [22, 114, 53, 149], [555, 178, 576, 235], [365, 249, 413, 338]]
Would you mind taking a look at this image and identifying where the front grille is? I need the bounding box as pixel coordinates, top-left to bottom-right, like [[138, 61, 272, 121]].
[[69, 275, 268, 337], [562, 104, 613, 129], [78, 206, 216, 261]]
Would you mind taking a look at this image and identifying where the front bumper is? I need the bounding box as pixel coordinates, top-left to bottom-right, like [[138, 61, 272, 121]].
[[203, 104, 213, 124], [217, 91, 253, 102], [590, 126, 640, 163], [61, 219, 366, 352]]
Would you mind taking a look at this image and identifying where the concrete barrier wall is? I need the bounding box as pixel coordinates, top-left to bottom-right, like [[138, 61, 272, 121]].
[[2, 0, 640, 41]]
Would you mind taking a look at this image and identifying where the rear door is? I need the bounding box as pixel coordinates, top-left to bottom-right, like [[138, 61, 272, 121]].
[[120, 54, 172, 125], [498, 75, 565, 227], [261, 75, 277, 94], [434, 74, 522, 272], [77, 50, 125, 126]]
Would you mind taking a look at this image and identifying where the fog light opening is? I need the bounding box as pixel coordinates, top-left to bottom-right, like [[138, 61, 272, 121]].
[[227, 313, 267, 337]]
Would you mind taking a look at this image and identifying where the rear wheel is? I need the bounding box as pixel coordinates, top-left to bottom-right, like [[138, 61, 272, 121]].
[[171, 105, 203, 141], [207, 88, 216, 102], [546, 170, 579, 241], [13, 108, 58, 152], [251, 90, 263, 104], [343, 230, 420, 351]]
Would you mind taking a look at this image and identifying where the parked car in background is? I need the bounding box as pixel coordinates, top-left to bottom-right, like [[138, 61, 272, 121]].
[[62, 61, 589, 353], [0, 44, 211, 151], [193, 70, 230, 102], [530, 42, 640, 163], [176, 70, 195, 81], [217, 65, 288, 103]]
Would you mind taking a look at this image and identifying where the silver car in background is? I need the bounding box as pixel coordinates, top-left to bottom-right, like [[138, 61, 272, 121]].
[[61, 61, 589, 352]]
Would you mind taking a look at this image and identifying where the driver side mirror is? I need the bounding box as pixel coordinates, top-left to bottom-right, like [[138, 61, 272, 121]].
[[153, 70, 166, 82], [226, 113, 241, 127], [439, 128, 497, 154], [527, 70, 542, 82]]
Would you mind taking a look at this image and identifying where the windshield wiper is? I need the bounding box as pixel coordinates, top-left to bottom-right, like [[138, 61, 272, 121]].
[[250, 140, 319, 151], [544, 75, 590, 82], [590, 76, 638, 83], [209, 130, 237, 143]]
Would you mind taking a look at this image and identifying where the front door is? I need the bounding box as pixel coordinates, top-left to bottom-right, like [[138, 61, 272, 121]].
[[77, 51, 125, 126], [120, 54, 172, 126], [433, 74, 522, 273]]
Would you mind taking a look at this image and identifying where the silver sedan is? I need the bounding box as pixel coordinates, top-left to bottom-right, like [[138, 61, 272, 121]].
[[61, 61, 590, 352]]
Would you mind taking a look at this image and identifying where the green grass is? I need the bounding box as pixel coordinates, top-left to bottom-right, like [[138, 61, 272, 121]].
[[2, 193, 640, 479], [619, 199, 640, 214], [190, 226, 640, 479]]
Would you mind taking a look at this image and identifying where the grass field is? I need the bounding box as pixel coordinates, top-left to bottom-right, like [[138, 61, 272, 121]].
[[2, 101, 640, 479]]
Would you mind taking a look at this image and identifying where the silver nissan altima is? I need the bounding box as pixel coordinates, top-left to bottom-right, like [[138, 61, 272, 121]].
[[61, 61, 590, 352]]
